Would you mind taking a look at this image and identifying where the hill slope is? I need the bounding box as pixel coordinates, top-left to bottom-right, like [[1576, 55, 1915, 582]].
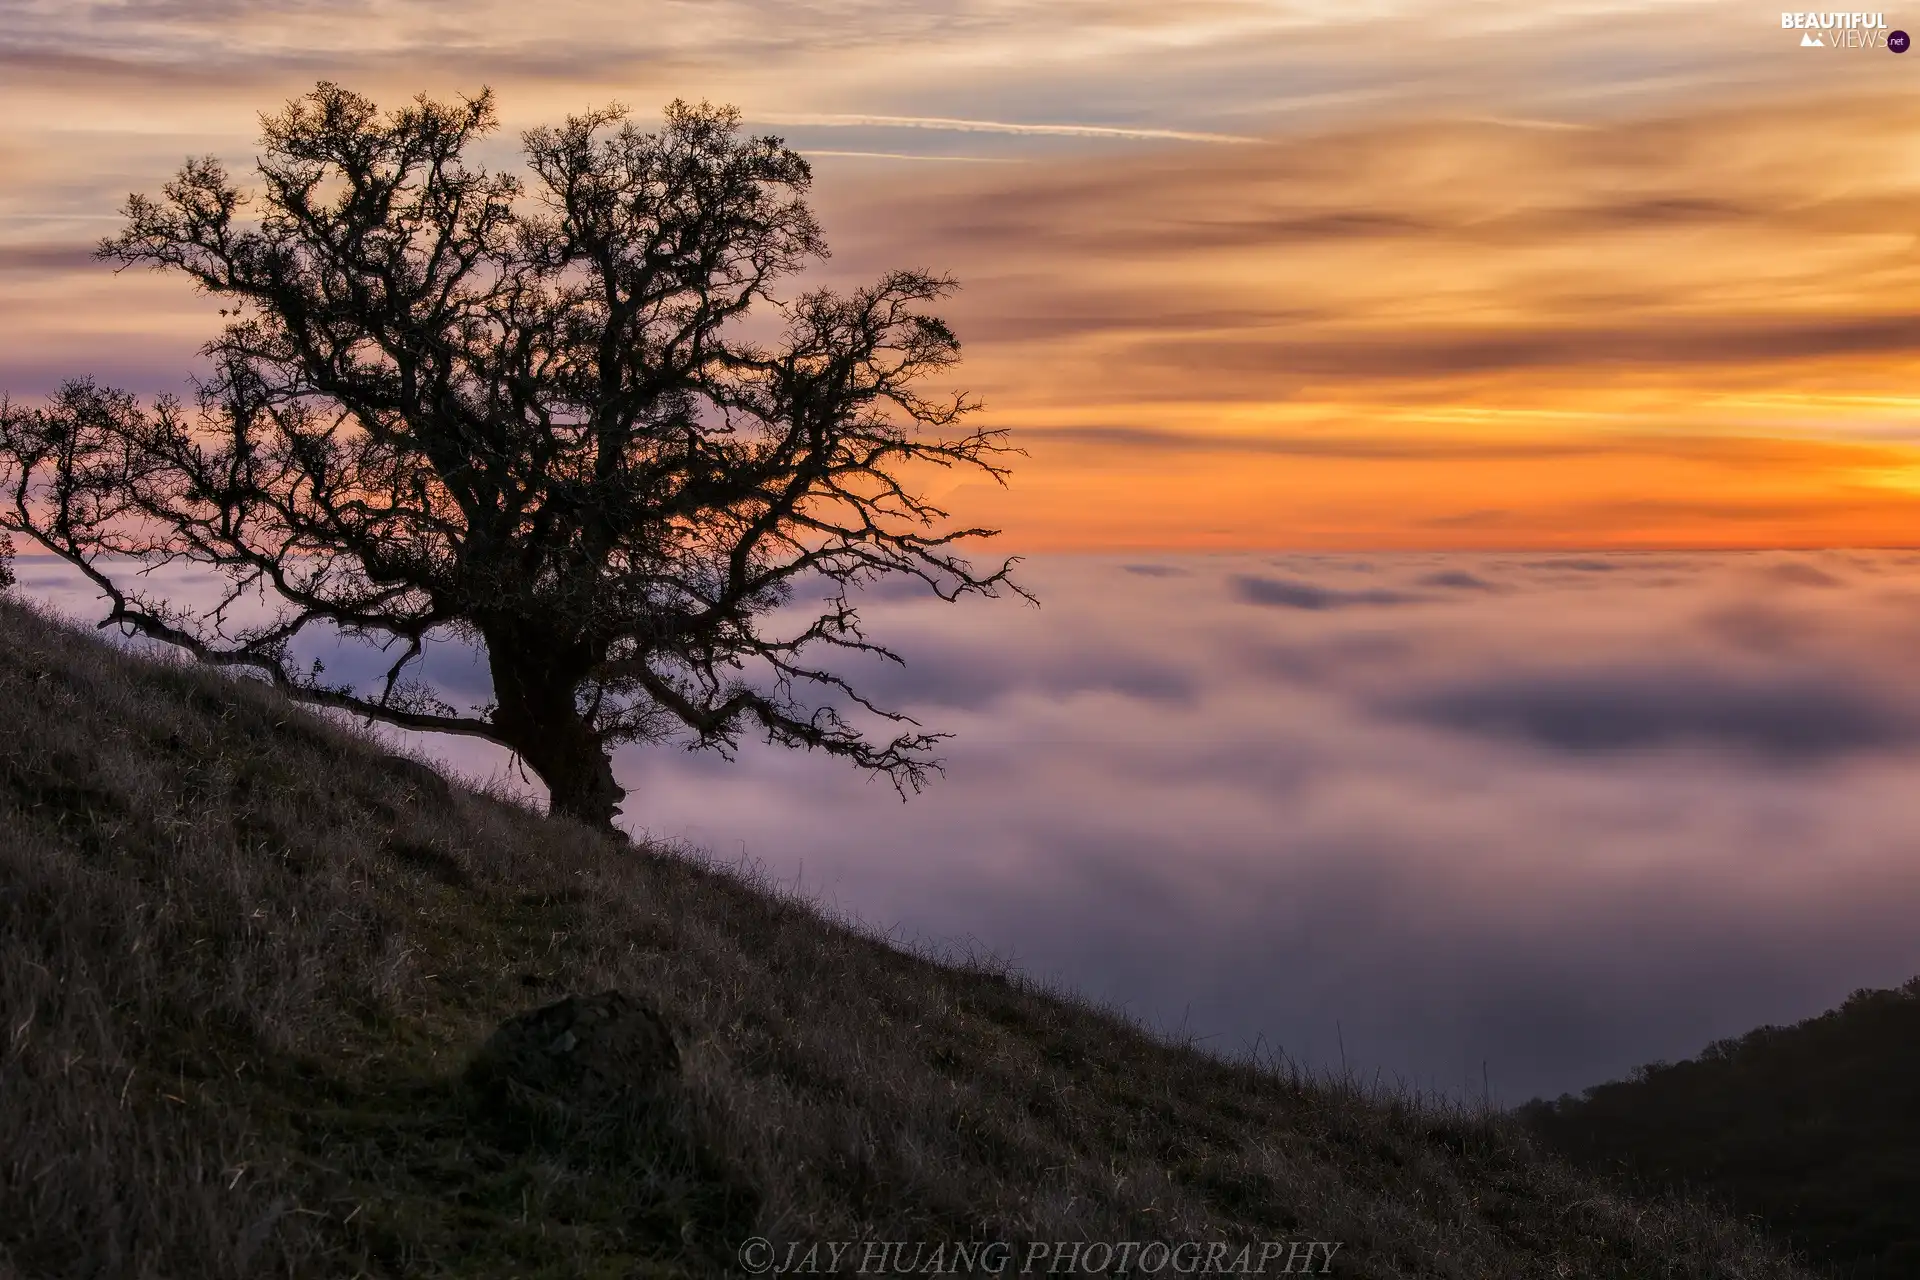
[[0, 595, 1813, 1278], [1521, 978, 1920, 1278]]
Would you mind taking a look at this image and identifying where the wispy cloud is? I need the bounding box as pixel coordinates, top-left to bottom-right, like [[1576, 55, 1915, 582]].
[[798, 149, 1025, 163], [1459, 116, 1599, 131], [754, 112, 1263, 144]]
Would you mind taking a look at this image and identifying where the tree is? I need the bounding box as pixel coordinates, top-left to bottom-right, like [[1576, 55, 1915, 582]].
[[0, 83, 1024, 834]]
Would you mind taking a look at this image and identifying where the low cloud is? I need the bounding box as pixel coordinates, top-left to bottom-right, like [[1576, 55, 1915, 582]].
[[1232, 574, 1423, 610], [1392, 663, 1920, 761], [1417, 570, 1503, 591], [1762, 561, 1845, 588], [1532, 558, 1619, 572]]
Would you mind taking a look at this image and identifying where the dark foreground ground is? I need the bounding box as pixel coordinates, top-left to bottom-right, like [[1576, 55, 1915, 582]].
[[0, 595, 1814, 1278]]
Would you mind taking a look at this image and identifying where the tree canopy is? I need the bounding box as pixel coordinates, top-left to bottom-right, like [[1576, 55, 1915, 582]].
[[0, 83, 1025, 831]]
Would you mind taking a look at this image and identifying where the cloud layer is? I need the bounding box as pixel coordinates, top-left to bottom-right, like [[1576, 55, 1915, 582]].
[[21, 550, 1920, 1102]]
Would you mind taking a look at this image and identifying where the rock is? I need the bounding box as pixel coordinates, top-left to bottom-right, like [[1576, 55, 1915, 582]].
[[465, 989, 680, 1114]]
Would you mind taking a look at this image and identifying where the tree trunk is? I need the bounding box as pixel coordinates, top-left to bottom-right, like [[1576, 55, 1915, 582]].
[[485, 635, 626, 835], [522, 724, 625, 833]]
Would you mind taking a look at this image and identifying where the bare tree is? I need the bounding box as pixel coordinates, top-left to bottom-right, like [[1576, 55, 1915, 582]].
[[0, 83, 1025, 833]]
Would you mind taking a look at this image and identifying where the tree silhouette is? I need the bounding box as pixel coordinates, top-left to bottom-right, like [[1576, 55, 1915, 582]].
[[0, 83, 1024, 833]]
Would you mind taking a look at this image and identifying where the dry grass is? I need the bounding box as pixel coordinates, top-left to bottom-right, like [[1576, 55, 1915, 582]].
[[0, 594, 1814, 1278]]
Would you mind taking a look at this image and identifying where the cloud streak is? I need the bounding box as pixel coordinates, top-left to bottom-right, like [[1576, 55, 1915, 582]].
[[1233, 574, 1424, 610], [753, 112, 1263, 144], [1391, 663, 1920, 760]]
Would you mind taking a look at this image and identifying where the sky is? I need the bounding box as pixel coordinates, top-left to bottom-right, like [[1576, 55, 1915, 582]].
[[8, 0, 1920, 549]]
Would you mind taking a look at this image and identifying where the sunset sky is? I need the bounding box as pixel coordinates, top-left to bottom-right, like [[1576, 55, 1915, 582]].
[[8, 0, 1920, 550]]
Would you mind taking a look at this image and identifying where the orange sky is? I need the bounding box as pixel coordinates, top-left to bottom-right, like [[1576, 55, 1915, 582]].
[[6, 1, 1920, 549]]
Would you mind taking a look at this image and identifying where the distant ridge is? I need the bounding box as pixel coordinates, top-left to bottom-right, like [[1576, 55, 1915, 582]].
[[1522, 978, 1920, 1277]]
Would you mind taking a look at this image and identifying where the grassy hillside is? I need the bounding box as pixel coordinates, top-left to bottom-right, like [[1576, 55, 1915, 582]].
[[1520, 979, 1920, 1278], [0, 593, 1815, 1279]]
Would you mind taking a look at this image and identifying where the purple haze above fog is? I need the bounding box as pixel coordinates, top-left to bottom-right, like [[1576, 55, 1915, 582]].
[[18, 550, 1920, 1103]]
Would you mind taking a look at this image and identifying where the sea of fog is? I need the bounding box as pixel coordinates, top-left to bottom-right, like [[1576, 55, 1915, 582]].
[[17, 549, 1920, 1104]]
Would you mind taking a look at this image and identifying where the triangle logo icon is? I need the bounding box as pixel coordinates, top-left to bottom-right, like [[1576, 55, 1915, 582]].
[[1801, 31, 1824, 45]]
